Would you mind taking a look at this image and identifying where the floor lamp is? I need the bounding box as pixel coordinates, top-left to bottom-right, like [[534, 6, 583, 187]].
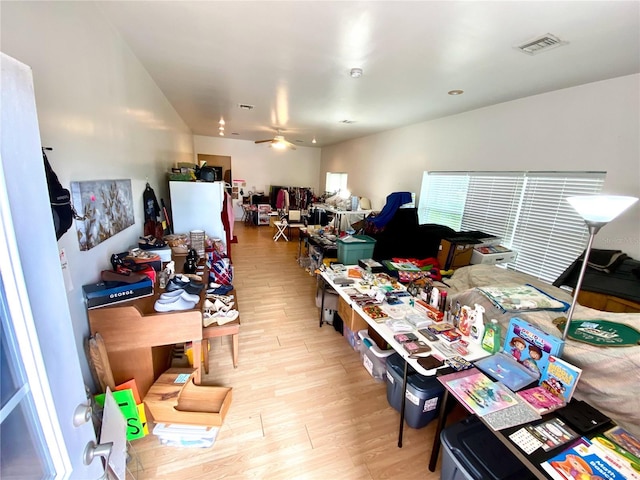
[[562, 195, 639, 340]]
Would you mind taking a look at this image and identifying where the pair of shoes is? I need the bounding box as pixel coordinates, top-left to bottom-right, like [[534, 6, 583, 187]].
[[203, 308, 239, 327], [205, 293, 234, 303], [207, 284, 233, 295], [216, 309, 239, 325], [166, 276, 204, 295], [138, 235, 166, 250], [203, 299, 234, 314], [154, 294, 197, 312], [158, 289, 200, 304]]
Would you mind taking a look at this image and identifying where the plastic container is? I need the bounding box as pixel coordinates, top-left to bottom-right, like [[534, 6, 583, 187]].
[[482, 319, 502, 353], [358, 330, 393, 381], [440, 416, 535, 480], [344, 325, 359, 350], [337, 235, 376, 265], [385, 353, 444, 428]]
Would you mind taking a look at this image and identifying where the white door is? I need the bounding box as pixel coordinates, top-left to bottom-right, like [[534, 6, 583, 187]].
[[1, 53, 104, 478]]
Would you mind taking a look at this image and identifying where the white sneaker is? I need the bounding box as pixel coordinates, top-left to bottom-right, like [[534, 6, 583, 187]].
[[157, 290, 200, 304], [154, 296, 196, 312]]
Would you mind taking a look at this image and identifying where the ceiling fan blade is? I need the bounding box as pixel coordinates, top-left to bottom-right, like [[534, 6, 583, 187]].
[[254, 139, 274, 144]]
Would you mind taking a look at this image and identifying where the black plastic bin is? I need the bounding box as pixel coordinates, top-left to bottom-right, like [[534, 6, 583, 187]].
[[440, 416, 536, 480], [385, 353, 443, 429]]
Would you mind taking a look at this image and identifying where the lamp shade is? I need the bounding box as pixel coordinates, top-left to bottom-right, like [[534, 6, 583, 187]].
[[567, 195, 638, 223]]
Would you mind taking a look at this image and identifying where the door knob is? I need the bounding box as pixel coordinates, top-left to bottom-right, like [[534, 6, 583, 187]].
[[73, 403, 93, 426], [83, 440, 112, 467]]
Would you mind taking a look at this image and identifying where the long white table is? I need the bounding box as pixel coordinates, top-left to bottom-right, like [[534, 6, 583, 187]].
[[315, 205, 372, 234], [317, 266, 489, 447]]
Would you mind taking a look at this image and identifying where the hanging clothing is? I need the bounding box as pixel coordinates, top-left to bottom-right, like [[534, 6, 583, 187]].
[[143, 183, 160, 221], [276, 189, 286, 209]]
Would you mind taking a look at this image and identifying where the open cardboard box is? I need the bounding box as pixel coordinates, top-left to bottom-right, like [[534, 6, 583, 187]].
[[144, 368, 232, 427]]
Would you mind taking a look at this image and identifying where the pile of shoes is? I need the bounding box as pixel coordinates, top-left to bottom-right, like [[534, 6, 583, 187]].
[[202, 297, 238, 327], [207, 282, 233, 296], [153, 275, 204, 312], [138, 235, 166, 250]]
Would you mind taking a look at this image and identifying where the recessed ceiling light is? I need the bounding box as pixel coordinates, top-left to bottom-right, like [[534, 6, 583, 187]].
[[448, 90, 464, 96], [312, 138, 317, 144], [219, 131, 224, 136], [219, 126, 224, 131], [350, 68, 363, 78], [219, 118, 225, 125]]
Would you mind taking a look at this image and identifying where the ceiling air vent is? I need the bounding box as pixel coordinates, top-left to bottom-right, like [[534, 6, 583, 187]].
[[340, 119, 355, 124], [516, 33, 567, 55], [238, 104, 254, 110]]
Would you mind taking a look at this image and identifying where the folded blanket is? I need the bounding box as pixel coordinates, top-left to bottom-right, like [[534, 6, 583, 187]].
[[580, 248, 628, 272]]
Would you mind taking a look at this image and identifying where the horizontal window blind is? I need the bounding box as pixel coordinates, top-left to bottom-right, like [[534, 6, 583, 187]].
[[461, 174, 524, 243], [418, 171, 605, 283], [418, 172, 468, 230], [509, 173, 606, 283]]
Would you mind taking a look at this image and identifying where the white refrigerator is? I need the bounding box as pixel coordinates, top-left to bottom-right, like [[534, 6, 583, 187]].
[[169, 181, 226, 243]]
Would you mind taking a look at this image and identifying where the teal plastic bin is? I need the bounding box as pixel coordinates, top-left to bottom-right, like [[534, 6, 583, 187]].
[[337, 235, 376, 265]]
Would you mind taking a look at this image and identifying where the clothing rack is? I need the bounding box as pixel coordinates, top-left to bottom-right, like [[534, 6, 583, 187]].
[[270, 185, 314, 211]]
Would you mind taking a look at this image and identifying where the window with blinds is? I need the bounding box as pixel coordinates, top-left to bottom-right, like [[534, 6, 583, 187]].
[[417, 171, 606, 283]]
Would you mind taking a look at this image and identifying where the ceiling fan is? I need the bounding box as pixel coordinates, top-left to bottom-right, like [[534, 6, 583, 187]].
[[254, 130, 296, 150]]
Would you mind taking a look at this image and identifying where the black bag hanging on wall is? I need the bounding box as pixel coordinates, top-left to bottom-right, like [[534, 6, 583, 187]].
[[42, 148, 73, 240]]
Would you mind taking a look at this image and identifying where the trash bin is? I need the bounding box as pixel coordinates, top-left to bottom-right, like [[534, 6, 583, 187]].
[[440, 416, 536, 480], [385, 353, 444, 428]]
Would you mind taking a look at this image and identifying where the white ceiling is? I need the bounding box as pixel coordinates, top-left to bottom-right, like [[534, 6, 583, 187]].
[[97, 1, 640, 148]]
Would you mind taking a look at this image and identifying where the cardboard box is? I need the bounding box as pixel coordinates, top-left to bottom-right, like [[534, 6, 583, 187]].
[[437, 239, 477, 270], [82, 277, 153, 309], [144, 368, 232, 427]]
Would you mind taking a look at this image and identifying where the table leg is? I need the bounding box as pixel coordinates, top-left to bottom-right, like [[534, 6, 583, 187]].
[[429, 389, 451, 471], [319, 276, 326, 328], [232, 333, 239, 368], [398, 359, 408, 447]]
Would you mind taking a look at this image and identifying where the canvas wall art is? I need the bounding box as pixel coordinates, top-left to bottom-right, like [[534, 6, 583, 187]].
[[71, 179, 134, 251]]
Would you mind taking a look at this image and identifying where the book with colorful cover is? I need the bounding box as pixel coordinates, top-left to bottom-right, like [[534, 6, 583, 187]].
[[443, 370, 518, 416], [541, 436, 628, 480], [517, 385, 566, 414], [503, 317, 565, 378], [605, 425, 640, 459], [592, 435, 640, 476], [539, 355, 582, 404]]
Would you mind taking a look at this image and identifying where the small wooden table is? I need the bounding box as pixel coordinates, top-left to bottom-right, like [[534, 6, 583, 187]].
[[202, 289, 240, 372]]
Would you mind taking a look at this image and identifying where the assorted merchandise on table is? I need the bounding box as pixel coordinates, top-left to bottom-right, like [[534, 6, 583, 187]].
[[323, 261, 638, 479]]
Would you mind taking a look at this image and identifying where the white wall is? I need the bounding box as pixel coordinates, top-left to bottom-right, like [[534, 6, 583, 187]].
[[1, 2, 194, 387], [321, 74, 640, 258], [194, 135, 321, 218]]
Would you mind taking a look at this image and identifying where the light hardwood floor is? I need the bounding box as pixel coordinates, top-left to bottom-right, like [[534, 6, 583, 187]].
[[130, 222, 444, 479]]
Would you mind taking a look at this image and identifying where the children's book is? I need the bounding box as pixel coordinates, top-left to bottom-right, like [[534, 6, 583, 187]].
[[541, 436, 628, 480], [592, 435, 640, 475], [517, 385, 565, 414], [503, 317, 564, 378], [604, 425, 640, 459], [443, 370, 518, 416], [539, 355, 582, 404]]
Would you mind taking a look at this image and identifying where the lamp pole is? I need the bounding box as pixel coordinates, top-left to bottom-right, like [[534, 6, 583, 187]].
[[562, 222, 602, 340]]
